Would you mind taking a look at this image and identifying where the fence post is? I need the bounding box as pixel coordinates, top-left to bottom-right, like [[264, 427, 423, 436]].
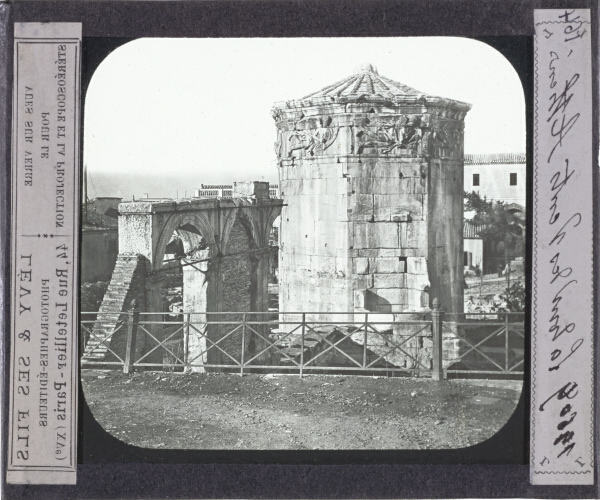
[[505, 312, 509, 372], [79, 316, 86, 359], [300, 314, 305, 378], [240, 313, 246, 377], [431, 298, 444, 381], [184, 312, 190, 372], [363, 313, 368, 369], [123, 299, 139, 375]]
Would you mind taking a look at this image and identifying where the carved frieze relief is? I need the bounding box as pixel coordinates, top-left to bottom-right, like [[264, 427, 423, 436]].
[[271, 108, 283, 122], [428, 118, 464, 159], [286, 116, 340, 158], [354, 114, 464, 159], [275, 110, 466, 160], [355, 115, 425, 155]]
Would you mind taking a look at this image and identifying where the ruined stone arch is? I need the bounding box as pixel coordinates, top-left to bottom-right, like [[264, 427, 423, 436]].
[[153, 211, 215, 271], [86, 190, 283, 369], [224, 210, 257, 253], [238, 204, 282, 250], [218, 206, 247, 256]]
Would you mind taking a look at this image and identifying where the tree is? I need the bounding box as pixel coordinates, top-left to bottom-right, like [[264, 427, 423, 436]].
[[464, 191, 524, 268]]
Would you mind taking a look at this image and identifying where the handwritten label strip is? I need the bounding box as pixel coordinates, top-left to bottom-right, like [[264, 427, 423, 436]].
[[531, 9, 593, 485], [7, 23, 81, 485]]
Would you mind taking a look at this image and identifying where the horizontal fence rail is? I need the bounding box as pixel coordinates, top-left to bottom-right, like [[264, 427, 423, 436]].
[[80, 308, 525, 379], [465, 276, 524, 297]]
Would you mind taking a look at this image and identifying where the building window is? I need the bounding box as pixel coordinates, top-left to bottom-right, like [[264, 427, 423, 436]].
[[398, 256, 407, 273], [472, 173, 480, 186], [510, 173, 517, 186]]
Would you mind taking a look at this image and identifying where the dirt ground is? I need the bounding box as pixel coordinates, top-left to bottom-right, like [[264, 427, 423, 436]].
[[82, 370, 522, 450]]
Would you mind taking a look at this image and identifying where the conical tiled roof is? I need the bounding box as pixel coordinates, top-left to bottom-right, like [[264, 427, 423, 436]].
[[273, 64, 471, 112], [302, 63, 422, 100]]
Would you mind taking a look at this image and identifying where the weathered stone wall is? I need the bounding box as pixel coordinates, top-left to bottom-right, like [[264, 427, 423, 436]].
[[428, 159, 464, 314], [279, 155, 352, 322], [347, 157, 430, 314], [213, 219, 253, 364], [182, 251, 209, 369], [222, 219, 253, 315], [117, 202, 155, 262], [233, 181, 270, 199], [275, 106, 442, 320], [136, 271, 186, 366], [207, 218, 270, 366]]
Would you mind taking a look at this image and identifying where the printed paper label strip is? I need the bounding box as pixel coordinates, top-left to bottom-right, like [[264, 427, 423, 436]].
[[7, 23, 81, 485], [531, 9, 594, 485]]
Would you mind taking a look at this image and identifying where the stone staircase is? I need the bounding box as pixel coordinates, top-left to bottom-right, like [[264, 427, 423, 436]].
[[82, 254, 145, 361]]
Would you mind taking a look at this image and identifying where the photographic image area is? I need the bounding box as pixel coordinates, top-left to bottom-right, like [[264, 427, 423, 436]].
[[79, 37, 526, 450]]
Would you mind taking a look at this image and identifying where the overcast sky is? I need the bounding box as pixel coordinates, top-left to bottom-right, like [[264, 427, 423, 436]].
[[84, 37, 525, 198]]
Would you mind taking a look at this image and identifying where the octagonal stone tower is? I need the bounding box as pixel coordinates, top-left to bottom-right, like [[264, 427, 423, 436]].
[[273, 64, 471, 321]]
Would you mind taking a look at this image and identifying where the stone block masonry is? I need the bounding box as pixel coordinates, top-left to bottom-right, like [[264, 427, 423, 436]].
[[208, 218, 269, 366], [273, 64, 471, 329]]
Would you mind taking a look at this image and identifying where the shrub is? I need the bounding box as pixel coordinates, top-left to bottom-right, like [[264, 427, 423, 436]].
[[504, 281, 525, 312]]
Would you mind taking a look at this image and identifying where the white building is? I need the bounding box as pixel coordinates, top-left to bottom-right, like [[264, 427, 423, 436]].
[[464, 153, 526, 209], [463, 220, 484, 275], [463, 153, 526, 274], [194, 183, 279, 199]]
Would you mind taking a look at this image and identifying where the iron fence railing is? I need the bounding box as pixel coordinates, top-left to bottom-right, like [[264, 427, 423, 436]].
[[80, 316, 127, 366], [80, 305, 525, 379], [444, 312, 525, 375]]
